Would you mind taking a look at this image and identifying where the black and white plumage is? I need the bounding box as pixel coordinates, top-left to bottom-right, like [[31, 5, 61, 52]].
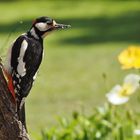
[[4, 16, 71, 128]]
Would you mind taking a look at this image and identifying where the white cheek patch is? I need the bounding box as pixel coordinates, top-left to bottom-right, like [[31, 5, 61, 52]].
[[17, 40, 28, 77], [53, 20, 57, 26], [35, 22, 48, 31]]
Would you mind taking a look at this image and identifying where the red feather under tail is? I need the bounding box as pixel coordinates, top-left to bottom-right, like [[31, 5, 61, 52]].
[[2, 68, 16, 103]]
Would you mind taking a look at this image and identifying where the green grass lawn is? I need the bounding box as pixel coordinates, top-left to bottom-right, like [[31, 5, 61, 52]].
[[0, 1, 140, 139]]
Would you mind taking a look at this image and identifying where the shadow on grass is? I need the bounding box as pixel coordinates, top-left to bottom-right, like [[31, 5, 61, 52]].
[[0, 11, 140, 45]]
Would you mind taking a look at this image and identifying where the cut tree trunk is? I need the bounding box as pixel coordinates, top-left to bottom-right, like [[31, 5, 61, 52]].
[[0, 63, 30, 140]]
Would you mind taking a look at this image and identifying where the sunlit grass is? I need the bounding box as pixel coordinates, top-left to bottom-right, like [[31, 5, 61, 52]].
[[0, 1, 140, 22]]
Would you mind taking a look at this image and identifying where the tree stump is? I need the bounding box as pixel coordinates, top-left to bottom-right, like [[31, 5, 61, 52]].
[[0, 63, 30, 140]]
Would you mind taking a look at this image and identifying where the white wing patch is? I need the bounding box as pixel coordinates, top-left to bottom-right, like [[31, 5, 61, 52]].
[[17, 40, 28, 77], [35, 22, 48, 31]]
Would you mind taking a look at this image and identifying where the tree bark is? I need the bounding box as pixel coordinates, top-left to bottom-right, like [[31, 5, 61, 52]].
[[0, 63, 30, 140]]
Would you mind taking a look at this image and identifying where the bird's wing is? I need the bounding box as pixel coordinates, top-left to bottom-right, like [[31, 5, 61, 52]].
[[11, 35, 43, 98]]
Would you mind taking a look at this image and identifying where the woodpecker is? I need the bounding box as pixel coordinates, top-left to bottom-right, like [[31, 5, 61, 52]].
[[4, 16, 70, 128]]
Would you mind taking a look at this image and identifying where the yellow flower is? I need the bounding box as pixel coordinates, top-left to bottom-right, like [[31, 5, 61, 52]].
[[118, 46, 140, 69]]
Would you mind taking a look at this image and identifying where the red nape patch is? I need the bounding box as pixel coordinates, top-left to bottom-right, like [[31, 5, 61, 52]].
[[32, 19, 36, 25]]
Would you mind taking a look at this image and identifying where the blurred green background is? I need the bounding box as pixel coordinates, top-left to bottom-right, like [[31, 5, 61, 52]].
[[0, 0, 140, 139]]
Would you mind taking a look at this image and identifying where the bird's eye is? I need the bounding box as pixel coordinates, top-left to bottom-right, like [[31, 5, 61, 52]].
[[46, 20, 53, 25]]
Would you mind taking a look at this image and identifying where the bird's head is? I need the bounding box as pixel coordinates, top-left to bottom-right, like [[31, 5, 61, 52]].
[[30, 16, 71, 39]]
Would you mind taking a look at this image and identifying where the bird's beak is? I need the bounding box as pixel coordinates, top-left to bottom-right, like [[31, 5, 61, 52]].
[[53, 23, 71, 30]]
